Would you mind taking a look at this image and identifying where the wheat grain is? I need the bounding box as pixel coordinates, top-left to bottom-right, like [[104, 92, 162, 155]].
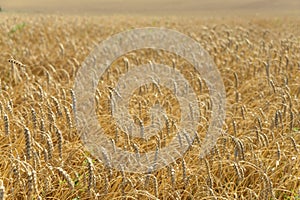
[[43, 148, 49, 163], [40, 118, 45, 142], [261, 133, 269, 147], [56, 167, 74, 189], [237, 139, 245, 160], [289, 110, 294, 132], [153, 176, 158, 197], [55, 126, 63, 159], [177, 132, 182, 147], [70, 89, 77, 120], [6, 101, 12, 114], [47, 106, 55, 131], [183, 130, 192, 147], [27, 169, 37, 197], [12, 160, 20, 184], [37, 84, 44, 102], [0, 179, 5, 200], [101, 147, 111, 169], [87, 157, 95, 193], [111, 138, 116, 153], [182, 159, 187, 184], [262, 173, 275, 199], [30, 108, 37, 129], [163, 114, 171, 136], [50, 96, 62, 117], [104, 175, 109, 194], [288, 136, 298, 152], [274, 110, 279, 128], [235, 90, 240, 103], [3, 114, 9, 136], [170, 166, 176, 188], [64, 106, 73, 130], [204, 159, 213, 189], [24, 127, 32, 159], [132, 143, 140, 162], [0, 102, 3, 116], [233, 72, 239, 89], [232, 120, 237, 136], [276, 142, 281, 161], [45, 132, 53, 160], [241, 105, 246, 120], [257, 117, 263, 131], [269, 79, 276, 93], [137, 117, 145, 139]]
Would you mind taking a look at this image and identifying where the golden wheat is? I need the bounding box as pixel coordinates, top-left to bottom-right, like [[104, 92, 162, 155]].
[[0, 14, 299, 199]]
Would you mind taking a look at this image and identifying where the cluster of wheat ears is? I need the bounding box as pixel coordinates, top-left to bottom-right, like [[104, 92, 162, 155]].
[[0, 15, 299, 199]]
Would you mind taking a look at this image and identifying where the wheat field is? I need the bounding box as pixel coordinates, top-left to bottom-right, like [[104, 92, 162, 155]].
[[0, 12, 299, 200]]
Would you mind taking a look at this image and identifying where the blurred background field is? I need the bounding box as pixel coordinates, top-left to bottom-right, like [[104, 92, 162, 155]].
[[1, 0, 300, 15]]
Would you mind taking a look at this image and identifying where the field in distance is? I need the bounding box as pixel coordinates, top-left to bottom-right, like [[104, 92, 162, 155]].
[[1, 0, 300, 15]]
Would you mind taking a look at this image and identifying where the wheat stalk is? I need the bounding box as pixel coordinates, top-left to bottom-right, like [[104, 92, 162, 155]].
[[24, 127, 32, 159], [30, 108, 37, 129], [56, 167, 74, 189], [45, 132, 53, 160], [3, 114, 9, 136], [204, 159, 213, 189], [0, 179, 5, 200], [86, 157, 95, 193], [55, 126, 63, 159], [51, 96, 62, 117]]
